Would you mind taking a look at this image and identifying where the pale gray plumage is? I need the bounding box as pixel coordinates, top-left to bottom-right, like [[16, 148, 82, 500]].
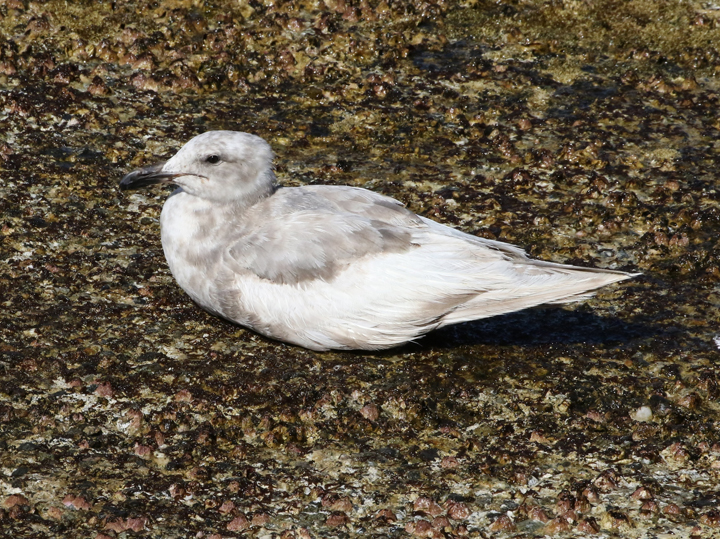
[[120, 130, 638, 351]]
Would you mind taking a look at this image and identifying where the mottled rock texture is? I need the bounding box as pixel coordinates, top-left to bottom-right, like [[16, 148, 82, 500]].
[[1, 0, 720, 537]]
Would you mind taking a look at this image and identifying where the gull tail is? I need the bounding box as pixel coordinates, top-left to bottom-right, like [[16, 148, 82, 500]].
[[440, 263, 639, 326]]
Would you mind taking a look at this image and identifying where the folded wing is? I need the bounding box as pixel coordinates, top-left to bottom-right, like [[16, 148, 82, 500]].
[[220, 185, 635, 350], [226, 185, 424, 284]]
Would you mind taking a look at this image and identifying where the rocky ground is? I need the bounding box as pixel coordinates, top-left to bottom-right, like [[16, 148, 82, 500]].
[[1, 0, 720, 537]]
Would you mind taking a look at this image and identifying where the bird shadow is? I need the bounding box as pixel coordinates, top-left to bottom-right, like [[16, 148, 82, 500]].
[[401, 307, 659, 351]]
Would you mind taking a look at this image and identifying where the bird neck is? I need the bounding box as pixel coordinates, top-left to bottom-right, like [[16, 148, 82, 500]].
[[241, 168, 277, 208]]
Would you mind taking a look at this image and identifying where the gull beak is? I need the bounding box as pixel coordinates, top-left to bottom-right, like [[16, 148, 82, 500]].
[[119, 162, 182, 191]]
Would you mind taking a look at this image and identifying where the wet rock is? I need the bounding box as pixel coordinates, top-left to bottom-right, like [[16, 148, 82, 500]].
[[446, 501, 470, 520], [700, 510, 720, 527], [631, 486, 654, 500], [577, 517, 600, 533], [326, 513, 349, 527], [3, 495, 29, 508], [226, 514, 249, 531], [600, 510, 633, 531], [1, 0, 719, 538], [489, 514, 515, 532], [630, 405, 653, 422], [406, 519, 433, 537], [62, 494, 91, 510], [359, 403, 379, 421], [527, 505, 551, 523], [544, 516, 572, 533], [375, 508, 396, 521]]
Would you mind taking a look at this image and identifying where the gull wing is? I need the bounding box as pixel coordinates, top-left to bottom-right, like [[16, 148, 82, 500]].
[[225, 185, 425, 285], [218, 185, 635, 350]]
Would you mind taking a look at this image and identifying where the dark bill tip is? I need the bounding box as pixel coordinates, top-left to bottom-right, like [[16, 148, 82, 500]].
[[119, 162, 179, 191]]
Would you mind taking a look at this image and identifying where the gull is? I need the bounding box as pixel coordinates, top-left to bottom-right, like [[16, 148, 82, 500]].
[[120, 131, 638, 351]]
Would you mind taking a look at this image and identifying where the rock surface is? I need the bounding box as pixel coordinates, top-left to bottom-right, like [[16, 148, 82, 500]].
[[1, 0, 720, 537]]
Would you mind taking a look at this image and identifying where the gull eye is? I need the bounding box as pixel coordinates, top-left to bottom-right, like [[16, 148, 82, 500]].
[[205, 154, 221, 164]]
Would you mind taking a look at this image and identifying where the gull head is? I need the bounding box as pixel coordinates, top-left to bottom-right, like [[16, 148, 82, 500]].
[[120, 131, 276, 204]]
